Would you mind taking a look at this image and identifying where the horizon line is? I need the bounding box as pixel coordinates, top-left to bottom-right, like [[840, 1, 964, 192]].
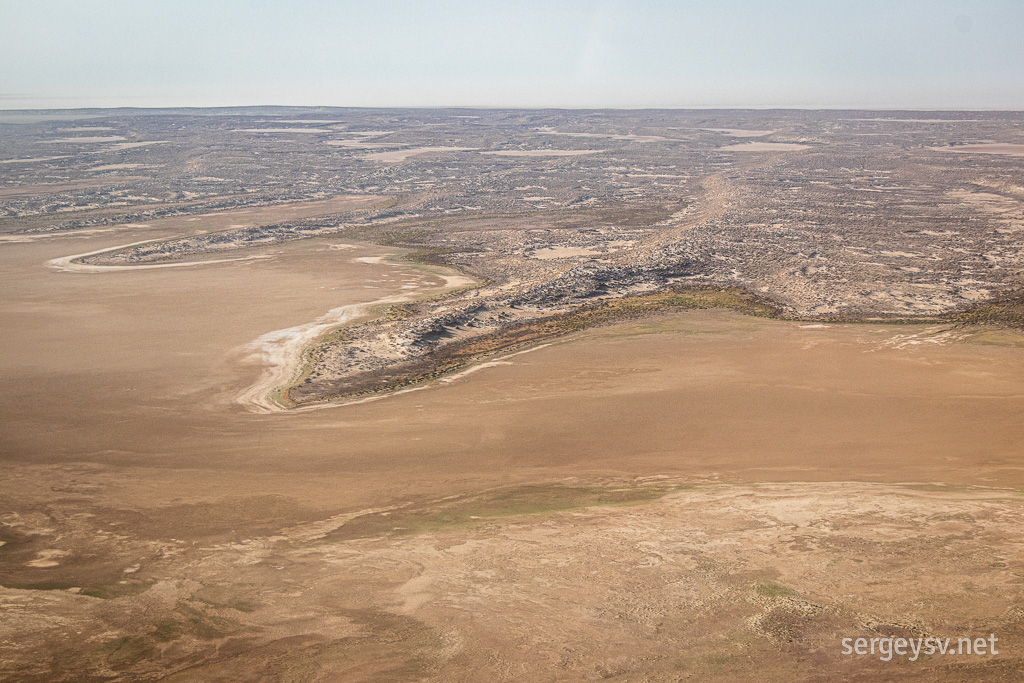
[[2, 104, 1024, 114]]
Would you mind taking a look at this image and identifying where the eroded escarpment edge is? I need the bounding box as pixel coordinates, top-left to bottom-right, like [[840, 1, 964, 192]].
[[234, 255, 484, 413], [55, 201, 1024, 412], [282, 286, 773, 408], [282, 259, 1024, 411]]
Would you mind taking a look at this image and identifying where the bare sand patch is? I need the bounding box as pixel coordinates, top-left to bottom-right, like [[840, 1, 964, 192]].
[[362, 147, 475, 162], [720, 142, 810, 152], [538, 131, 678, 143], [703, 128, 774, 137], [235, 260, 477, 412], [106, 141, 168, 150], [267, 119, 346, 124], [238, 285, 458, 413], [330, 129, 394, 136], [0, 228, 123, 244], [947, 189, 1020, 213], [481, 149, 604, 157], [325, 140, 400, 149], [931, 143, 1024, 156], [235, 293, 408, 412], [0, 156, 69, 164], [232, 128, 333, 134], [844, 118, 984, 123], [0, 235, 45, 244], [42, 136, 126, 144], [5, 289, 1015, 493], [87, 163, 148, 171], [530, 246, 602, 259], [25, 549, 70, 568]]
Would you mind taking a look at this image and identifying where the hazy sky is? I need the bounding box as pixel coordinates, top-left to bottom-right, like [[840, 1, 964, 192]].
[[2, 0, 1022, 110]]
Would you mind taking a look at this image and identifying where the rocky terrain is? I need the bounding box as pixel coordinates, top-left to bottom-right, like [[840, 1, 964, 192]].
[[3, 107, 1023, 407]]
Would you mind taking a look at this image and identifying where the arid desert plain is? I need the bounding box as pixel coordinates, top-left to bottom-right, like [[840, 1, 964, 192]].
[[2, 108, 1024, 680]]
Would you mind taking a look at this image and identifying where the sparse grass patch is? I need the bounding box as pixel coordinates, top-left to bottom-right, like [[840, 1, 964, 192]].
[[325, 482, 688, 541], [194, 595, 260, 613], [80, 579, 154, 600], [695, 650, 740, 670], [296, 285, 781, 404], [754, 582, 797, 599], [11, 581, 77, 592], [951, 291, 1024, 329], [105, 636, 155, 665], [961, 328, 1024, 347], [151, 619, 184, 642], [177, 601, 238, 639]]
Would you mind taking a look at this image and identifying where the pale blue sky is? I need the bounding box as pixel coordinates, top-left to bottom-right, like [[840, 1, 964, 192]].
[[1, 0, 1022, 109]]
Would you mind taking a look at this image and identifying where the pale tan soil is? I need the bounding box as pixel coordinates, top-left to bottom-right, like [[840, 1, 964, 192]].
[[538, 131, 679, 143], [87, 163, 150, 171], [0, 178, 147, 198], [324, 140, 400, 149], [3, 477, 1024, 681], [5, 231, 1022, 496], [2, 229, 1024, 679], [235, 268, 478, 413], [42, 136, 126, 144], [107, 141, 168, 150], [932, 144, 1024, 156], [0, 156, 70, 165], [703, 128, 774, 137], [844, 118, 985, 123], [530, 246, 603, 259], [327, 129, 394, 136], [362, 147, 476, 162], [0, 227, 141, 243], [231, 128, 335, 134], [480, 149, 605, 157], [720, 142, 811, 152]]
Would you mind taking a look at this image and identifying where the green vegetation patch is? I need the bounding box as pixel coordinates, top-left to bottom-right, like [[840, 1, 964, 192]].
[[552, 287, 781, 331], [295, 286, 781, 404], [954, 301, 1024, 328], [104, 636, 155, 666], [80, 579, 154, 600], [754, 581, 798, 599], [325, 482, 687, 541], [176, 601, 239, 640], [950, 290, 1024, 329]]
